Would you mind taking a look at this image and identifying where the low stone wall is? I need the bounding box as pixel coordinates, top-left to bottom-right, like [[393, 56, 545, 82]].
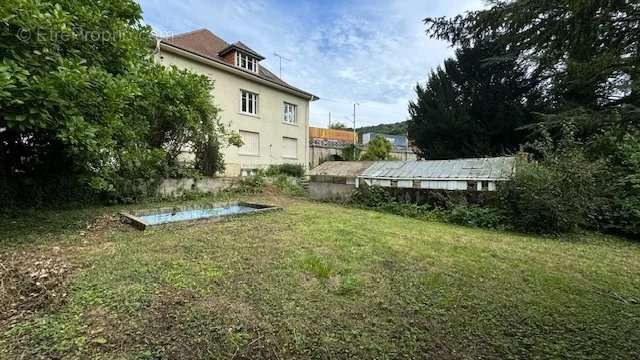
[[308, 182, 356, 202], [158, 177, 235, 197]]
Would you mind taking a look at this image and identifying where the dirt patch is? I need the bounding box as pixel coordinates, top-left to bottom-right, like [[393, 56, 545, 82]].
[[140, 287, 278, 359], [0, 250, 73, 326], [78, 214, 122, 244]]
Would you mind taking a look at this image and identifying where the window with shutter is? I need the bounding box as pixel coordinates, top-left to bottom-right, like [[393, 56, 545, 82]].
[[282, 137, 297, 159], [239, 131, 260, 155]]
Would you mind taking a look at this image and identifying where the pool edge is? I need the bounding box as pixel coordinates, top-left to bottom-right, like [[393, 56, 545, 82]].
[[119, 201, 282, 230]]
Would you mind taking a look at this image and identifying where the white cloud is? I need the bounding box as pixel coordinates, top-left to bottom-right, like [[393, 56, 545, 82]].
[[138, 0, 485, 127]]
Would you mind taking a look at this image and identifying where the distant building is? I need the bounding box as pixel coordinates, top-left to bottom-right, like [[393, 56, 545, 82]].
[[309, 127, 356, 146], [308, 156, 516, 201], [308, 128, 416, 167], [359, 156, 516, 192], [361, 133, 409, 150]]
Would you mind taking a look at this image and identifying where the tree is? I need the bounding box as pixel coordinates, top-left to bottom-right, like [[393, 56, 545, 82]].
[[357, 121, 408, 136], [360, 135, 392, 160], [424, 0, 640, 135], [0, 0, 233, 205], [424, 0, 640, 237], [329, 122, 348, 130], [408, 42, 542, 159]]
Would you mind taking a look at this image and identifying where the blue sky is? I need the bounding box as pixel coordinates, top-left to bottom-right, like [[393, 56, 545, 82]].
[[138, 0, 485, 127]]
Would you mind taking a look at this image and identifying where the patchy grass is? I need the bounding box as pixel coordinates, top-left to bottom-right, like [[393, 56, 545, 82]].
[[1, 196, 640, 359]]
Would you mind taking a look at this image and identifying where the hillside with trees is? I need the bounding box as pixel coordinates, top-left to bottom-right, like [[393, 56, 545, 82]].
[[357, 121, 408, 136]]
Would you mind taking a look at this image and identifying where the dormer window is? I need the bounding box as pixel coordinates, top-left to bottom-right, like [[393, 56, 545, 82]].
[[236, 52, 258, 72]]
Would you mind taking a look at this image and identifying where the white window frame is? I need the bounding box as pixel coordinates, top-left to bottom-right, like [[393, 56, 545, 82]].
[[235, 52, 258, 73], [283, 102, 297, 125], [240, 90, 259, 116]]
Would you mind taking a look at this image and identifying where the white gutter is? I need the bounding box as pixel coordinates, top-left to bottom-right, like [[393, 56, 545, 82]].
[[357, 176, 511, 181], [160, 42, 318, 101]]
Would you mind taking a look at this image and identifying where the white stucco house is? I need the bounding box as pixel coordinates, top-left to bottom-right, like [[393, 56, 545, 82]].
[[156, 29, 318, 176]]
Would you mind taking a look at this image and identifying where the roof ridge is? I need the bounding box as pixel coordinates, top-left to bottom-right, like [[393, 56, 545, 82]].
[[165, 28, 229, 46]]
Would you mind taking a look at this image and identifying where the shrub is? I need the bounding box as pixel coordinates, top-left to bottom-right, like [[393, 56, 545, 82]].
[[351, 185, 393, 208], [351, 185, 508, 230], [498, 150, 603, 234], [446, 202, 506, 229], [597, 133, 640, 237], [342, 145, 361, 161], [234, 174, 266, 194], [0, 0, 239, 207], [265, 164, 305, 178], [272, 175, 305, 197]]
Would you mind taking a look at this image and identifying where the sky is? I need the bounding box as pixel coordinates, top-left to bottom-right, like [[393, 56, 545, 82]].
[[138, 0, 485, 128]]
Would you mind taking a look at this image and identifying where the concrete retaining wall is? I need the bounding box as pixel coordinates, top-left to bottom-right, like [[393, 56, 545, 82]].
[[308, 182, 355, 202], [158, 177, 234, 197]]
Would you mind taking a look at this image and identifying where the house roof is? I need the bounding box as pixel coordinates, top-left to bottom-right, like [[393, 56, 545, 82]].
[[359, 157, 516, 181], [218, 41, 265, 60], [309, 161, 375, 177], [160, 29, 316, 100]]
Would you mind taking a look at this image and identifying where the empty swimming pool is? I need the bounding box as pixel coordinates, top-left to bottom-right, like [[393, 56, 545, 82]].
[[120, 202, 281, 230]]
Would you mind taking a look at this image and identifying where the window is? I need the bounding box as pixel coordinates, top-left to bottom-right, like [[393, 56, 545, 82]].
[[240, 90, 258, 115], [283, 102, 297, 124], [236, 52, 258, 72], [282, 137, 297, 159], [239, 131, 260, 155]]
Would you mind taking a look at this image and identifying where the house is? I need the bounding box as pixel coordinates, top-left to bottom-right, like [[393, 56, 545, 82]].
[[156, 29, 318, 176], [361, 133, 409, 150]]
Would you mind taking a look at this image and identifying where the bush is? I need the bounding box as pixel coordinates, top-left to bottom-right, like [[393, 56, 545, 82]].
[[498, 150, 603, 234], [351, 185, 393, 208], [234, 174, 266, 194], [446, 202, 506, 229], [265, 164, 305, 178], [272, 175, 305, 197], [342, 145, 361, 161], [0, 0, 238, 207], [597, 133, 640, 237]]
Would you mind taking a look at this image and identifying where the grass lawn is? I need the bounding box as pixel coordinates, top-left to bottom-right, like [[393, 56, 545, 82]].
[[1, 195, 639, 359]]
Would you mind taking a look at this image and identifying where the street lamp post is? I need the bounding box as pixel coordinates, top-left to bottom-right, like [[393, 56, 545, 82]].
[[353, 103, 359, 146]]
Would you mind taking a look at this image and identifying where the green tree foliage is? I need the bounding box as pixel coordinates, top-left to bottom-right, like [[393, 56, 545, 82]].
[[423, 0, 640, 237], [424, 0, 639, 134], [408, 42, 542, 159], [360, 135, 392, 160], [329, 122, 349, 130], [597, 132, 640, 236], [499, 129, 604, 234], [341, 144, 361, 161], [0, 0, 233, 205]]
